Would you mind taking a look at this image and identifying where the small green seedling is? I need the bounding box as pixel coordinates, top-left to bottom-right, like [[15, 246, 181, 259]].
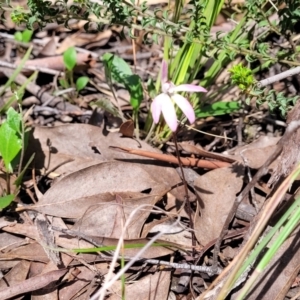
[[228, 63, 255, 92], [0, 107, 22, 209], [102, 53, 143, 130], [63, 46, 77, 72], [229, 63, 297, 116], [59, 46, 89, 96], [0, 103, 34, 210], [102, 53, 143, 114], [14, 29, 33, 43], [76, 76, 89, 92], [0, 107, 22, 174]]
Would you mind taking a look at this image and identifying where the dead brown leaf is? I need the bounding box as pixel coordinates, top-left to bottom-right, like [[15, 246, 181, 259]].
[[194, 165, 244, 245], [58, 265, 96, 299], [229, 136, 280, 169], [0, 260, 31, 291], [21, 53, 94, 72], [25, 124, 186, 199], [0, 242, 49, 263], [0, 269, 67, 300], [57, 30, 112, 53], [73, 191, 162, 239], [108, 270, 171, 300], [27, 161, 166, 220], [38, 36, 58, 57]]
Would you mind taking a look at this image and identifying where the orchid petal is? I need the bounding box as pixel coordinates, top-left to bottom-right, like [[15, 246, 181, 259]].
[[171, 84, 207, 93], [151, 93, 167, 123], [172, 94, 195, 124], [160, 96, 178, 132], [161, 60, 168, 84]]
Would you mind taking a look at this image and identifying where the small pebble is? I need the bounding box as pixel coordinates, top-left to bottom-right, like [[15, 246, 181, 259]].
[[59, 115, 73, 123]]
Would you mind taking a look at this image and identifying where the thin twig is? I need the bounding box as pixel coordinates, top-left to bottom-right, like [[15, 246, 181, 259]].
[[110, 146, 231, 169], [0, 60, 63, 76], [51, 225, 223, 275], [257, 66, 300, 88]]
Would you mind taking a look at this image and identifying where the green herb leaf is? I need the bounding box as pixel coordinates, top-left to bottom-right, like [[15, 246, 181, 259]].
[[102, 53, 132, 83], [14, 31, 23, 42], [76, 76, 89, 92], [6, 107, 22, 134], [22, 29, 33, 43], [123, 74, 143, 110], [0, 122, 22, 172], [63, 47, 77, 71], [195, 101, 240, 118], [0, 194, 14, 209], [102, 53, 143, 111], [28, 16, 37, 29]]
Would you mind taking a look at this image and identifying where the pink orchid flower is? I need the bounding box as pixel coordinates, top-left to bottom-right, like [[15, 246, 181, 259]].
[[151, 60, 207, 132]]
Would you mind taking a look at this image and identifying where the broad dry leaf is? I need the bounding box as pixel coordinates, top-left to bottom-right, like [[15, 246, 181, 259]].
[[0, 269, 67, 300], [31, 217, 92, 299], [194, 165, 244, 245], [73, 191, 161, 239], [0, 173, 17, 196], [108, 270, 171, 300], [0, 260, 30, 290], [25, 124, 185, 199], [59, 266, 95, 299], [1, 222, 39, 240], [0, 232, 24, 250], [154, 230, 192, 249], [0, 232, 31, 269], [0, 218, 16, 229], [56, 30, 112, 53], [38, 36, 57, 57], [31, 262, 74, 300], [0, 242, 49, 263], [31, 259, 72, 300], [28, 161, 167, 219], [29, 261, 47, 278], [61, 234, 177, 259], [230, 136, 280, 169]]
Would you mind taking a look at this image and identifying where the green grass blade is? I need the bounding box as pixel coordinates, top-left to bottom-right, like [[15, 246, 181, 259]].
[[236, 197, 300, 299], [234, 194, 300, 285], [0, 71, 38, 113], [0, 46, 32, 97]]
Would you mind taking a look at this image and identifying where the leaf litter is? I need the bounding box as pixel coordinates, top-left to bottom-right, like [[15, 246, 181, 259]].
[[0, 120, 286, 299], [1, 6, 300, 299]]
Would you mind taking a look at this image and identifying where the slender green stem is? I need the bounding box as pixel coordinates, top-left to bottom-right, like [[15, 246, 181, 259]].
[[0, 46, 32, 98], [17, 104, 25, 177]]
